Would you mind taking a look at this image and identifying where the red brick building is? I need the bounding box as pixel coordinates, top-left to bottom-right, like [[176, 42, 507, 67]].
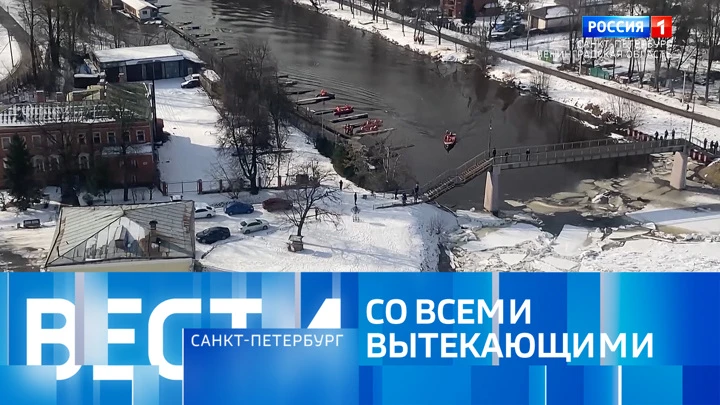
[[0, 88, 156, 188], [441, 0, 502, 19]]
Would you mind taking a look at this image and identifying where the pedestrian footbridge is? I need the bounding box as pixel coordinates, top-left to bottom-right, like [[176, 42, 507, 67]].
[[419, 138, 690, 213]]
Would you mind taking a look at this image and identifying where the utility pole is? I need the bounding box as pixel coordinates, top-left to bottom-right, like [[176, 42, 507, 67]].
[[689, 90, 696, 142], [487, 114, 493, 151]]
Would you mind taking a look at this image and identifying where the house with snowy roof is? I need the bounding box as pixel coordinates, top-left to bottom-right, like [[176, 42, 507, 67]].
[[528, 5, 576, 32], [90, 44, 204, 83], [44, 201, 196, 272]]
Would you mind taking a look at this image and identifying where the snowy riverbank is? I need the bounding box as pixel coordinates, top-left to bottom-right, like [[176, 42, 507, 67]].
[[293, 0, 720, 145], [3, 79, 720, 272]]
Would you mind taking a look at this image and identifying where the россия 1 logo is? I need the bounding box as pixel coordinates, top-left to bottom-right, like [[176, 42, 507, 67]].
[[582, 16, 672, 39]]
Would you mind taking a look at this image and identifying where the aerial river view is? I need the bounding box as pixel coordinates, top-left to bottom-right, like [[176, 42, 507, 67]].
[[163, 0, 627, 208]]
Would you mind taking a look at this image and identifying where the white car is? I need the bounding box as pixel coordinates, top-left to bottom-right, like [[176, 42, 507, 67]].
[[239, 219, 270, 234], [194, 204, 216, 219]]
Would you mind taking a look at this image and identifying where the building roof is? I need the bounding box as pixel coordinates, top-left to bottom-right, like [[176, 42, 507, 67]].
[[92, 44, 204, 66], [0, 101, 114, 127], [0, 83, 151, 127], [45, 201, 195, 267], [121, 0, 157, 11], [530, 5, 574, 20]]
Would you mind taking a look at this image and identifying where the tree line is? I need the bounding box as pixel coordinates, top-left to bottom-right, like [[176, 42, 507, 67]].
[[16, 0, 168, 92]]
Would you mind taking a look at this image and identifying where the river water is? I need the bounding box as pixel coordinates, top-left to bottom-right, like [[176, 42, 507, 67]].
[[163, 0, 633, 208]]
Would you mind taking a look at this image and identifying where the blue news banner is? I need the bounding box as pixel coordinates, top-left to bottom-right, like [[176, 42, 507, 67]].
[[1, 273, 720, 405]]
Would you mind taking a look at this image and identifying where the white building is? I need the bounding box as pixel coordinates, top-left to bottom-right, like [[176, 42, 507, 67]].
[[121, 0, 158, 22]]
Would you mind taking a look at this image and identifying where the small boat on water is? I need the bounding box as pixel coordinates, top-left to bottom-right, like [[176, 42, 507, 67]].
[[443, 131, 457, 152], [359, 121, 380, 133], [334, 105, 354, 116], [317, 89, 336, 99]]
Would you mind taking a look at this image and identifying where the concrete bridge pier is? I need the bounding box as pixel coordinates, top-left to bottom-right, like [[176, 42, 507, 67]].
[[669, 151, 688, 190], [483, 166, 501, 214]]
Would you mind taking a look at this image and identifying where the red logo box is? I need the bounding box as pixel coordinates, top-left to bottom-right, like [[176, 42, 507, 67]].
[[650, 16, 672, 38]]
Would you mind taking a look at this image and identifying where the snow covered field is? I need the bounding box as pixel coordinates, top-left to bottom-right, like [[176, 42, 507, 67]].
[[293, 0, 720, 144], [155, 78, 221, 183]]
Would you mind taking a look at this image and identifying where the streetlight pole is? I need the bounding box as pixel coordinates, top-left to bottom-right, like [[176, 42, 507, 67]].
[[688, 90, 696, 142], [487, 114, 493, 152]]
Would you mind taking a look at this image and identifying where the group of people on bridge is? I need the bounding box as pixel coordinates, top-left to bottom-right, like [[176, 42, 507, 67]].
[[653, 129, 719, 155]]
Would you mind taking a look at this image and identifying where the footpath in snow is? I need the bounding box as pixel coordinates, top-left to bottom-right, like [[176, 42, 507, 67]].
[[293, 0, 720, 145]]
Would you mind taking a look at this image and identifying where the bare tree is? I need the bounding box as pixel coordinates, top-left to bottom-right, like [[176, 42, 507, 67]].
[[604, 95, 643, 127], [29, 103, 101, 205], [365, 135, 410, 191], [266, 73, 294, 186], [105, 86, 149, 201], [214, 39, 277, 194], [701, 0, 720, 104], [19, 0, 41, 81], [428, 3, 446, 45], [309, 0, 321, 12], [391, 0, 416, 35], [283, 161, 341, 237], [472, 25, 496, 73], [531, 71, 551, 96], [210, 156, 245, 200]]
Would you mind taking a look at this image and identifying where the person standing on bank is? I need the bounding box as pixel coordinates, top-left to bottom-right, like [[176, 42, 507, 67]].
[[354, 192, 357, 206], [339, 180, 343, 190]]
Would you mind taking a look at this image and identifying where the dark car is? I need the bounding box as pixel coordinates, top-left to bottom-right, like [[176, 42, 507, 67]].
[[181, 78, 201, 89], [196, 226, 230, 244], [225, 201, 254, 215], [262, 198, 293, 212]]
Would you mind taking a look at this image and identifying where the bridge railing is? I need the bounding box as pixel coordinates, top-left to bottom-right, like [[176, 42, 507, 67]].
[[420, 137, 689, 197], [421, 150, 490, 193], [491, 138, 686, 166]]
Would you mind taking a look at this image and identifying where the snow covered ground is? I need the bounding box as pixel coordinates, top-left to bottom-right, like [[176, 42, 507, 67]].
[[447, 210, 720, 273], [294, 0, 720, 144], [190, 128, 455, 272], [154, 78, 221, 183]]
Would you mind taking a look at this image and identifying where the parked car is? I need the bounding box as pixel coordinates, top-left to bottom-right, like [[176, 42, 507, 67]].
[[239, 219, 270, 234], [196, 227, 230, 244], [262, 198, 293, 212], [194, 203, 216, 219], [490, 29, 511, 40], [181, 78, 201, 89], [225, 201, 254, 215], [184, 73, 201, 81]]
